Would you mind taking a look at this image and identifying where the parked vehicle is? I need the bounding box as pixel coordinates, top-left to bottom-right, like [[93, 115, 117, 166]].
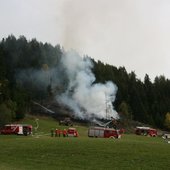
[[162, 133, 170, 139], [88, 127, 123, 139], [0, 124, 32, 136], [135, 126, 157, 137], [67, 128, 78, 137], [59, 117, 73, 126]]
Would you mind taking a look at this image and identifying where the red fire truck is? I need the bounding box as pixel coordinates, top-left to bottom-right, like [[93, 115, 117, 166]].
[[135, 126, 157, 137], [88, 127, 123, 139], [0, 124, 32, 136], [67, 128, 79, 137]]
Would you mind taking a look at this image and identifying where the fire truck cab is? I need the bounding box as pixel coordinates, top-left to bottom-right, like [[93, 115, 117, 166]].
[[135, 127, 157, 137]]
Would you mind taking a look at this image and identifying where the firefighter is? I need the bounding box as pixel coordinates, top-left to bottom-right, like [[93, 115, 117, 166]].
[[116, 129, 120, 138], [23, 127, 28, 136], [55, 128, 61, 137], [51, 129, 54, 137], [63, 129, 67, 137], [55, 128, 58, 137]]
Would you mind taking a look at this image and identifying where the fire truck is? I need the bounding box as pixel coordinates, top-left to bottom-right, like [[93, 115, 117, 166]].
[[163, 133, 170, 139], [67, 128, 79, 137], [0, 124, 32, 136], [88, 127, 123, 139], [135, 127, 157, 137]]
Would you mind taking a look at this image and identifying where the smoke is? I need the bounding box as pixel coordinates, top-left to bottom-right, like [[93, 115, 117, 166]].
[[15, 49, 119, 120], [16, 66, 65, 95], [57, 50, 119, 120]]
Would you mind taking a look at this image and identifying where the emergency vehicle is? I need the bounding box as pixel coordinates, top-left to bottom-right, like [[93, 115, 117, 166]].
[[67, 128, 78, 137], [135, 126, 157, 137], [0, 124, 32, 136], [163, 133, 170, 139], [88, 127, 123, 139]]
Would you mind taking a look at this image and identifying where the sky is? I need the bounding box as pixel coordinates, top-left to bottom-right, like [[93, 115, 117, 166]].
[[0, 0, 170, 81]]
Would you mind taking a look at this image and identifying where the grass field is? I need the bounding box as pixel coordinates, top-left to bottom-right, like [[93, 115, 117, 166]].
[[0, 116, 170, 170]]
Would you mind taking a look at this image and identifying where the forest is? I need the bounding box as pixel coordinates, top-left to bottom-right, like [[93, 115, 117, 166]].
[[0, 35, 170, 130]]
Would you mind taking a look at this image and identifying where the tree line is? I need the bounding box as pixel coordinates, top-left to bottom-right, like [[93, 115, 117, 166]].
[[0, 35, 170, 130]]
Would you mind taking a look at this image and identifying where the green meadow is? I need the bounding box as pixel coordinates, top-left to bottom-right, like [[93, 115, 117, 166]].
[[0, 116, 170, 170]]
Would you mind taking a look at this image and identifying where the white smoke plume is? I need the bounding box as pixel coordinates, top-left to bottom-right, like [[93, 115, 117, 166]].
[[58, 50, 119, 120]]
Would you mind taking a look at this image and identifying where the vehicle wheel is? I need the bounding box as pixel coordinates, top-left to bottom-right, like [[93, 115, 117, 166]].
[[109, 136, 115, 139]]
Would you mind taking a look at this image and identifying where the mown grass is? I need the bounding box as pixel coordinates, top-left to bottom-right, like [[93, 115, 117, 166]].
[[0, 116, 170, 170]]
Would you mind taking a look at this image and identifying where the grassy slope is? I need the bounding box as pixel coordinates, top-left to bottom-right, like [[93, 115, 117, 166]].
[[0, 115, 170, 170]]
